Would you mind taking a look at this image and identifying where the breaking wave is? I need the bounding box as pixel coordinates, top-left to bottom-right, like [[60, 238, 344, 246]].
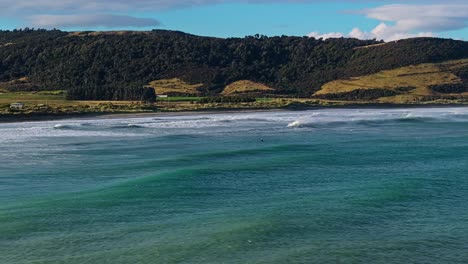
[[286, 109, 468, 129], [53, 124, 73, 129]]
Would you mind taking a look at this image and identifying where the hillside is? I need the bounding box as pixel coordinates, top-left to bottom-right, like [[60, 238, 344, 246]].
[[221, 80, 275, 96], [314, 59, 468, 103], [1, 29, 468, 101], [147, 78, 202, 96]]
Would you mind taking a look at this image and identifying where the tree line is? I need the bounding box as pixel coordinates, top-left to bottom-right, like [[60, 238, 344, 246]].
[[1, 29, 468, 100]]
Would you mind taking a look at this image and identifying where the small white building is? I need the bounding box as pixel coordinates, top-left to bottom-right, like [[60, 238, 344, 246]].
[[10, 102, 25, 110]]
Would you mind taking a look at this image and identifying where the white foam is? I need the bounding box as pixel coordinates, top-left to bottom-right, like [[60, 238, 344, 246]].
[[287, 120, 303, 128], [53, 124, 71, 129], [2, 107, 468, 143]]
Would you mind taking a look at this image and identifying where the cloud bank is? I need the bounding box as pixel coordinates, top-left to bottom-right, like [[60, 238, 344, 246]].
[[5, 0, 351, 28], [0, 0, 420, 13], [309, 4, 468, 41], [29, 14, 160, 29], [0, 0, 443, 28], [0, 1, 467, 39], [0, 0, 227, 28]]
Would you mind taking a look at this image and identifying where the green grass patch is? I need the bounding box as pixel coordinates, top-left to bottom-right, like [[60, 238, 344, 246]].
[[158, 97, 203, 102], [255, 98, 274, 102]]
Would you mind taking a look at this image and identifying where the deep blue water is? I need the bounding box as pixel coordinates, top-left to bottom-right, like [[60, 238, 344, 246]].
[[1, 108, 468, 263]]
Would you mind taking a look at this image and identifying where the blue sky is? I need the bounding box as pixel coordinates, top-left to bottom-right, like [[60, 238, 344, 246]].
[[0, 1, 467, 41], [150, 2, 377, 37]]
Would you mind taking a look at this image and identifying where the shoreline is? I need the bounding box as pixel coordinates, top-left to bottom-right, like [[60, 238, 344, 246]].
[[1, 103, 468, 123]]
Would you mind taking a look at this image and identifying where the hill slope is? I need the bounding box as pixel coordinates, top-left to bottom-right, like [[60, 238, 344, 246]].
[[147, 78, 202, 96], [1, 29, 468, 101], [221, 80, 275, 96], [314, 59, 468, 103]]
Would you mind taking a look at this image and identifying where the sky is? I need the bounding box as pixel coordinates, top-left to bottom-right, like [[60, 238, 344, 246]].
[[0, 0, 467, 41]]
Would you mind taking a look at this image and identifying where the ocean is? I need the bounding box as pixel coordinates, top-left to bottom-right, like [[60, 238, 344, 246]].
[[1, 108, 468, 263]]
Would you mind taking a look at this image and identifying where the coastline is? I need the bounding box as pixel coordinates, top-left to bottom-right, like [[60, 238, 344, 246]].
[[2, 103, 468, 124]]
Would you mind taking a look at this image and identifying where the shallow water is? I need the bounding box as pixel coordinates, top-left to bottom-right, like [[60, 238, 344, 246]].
[[1, 108, 468, 263]]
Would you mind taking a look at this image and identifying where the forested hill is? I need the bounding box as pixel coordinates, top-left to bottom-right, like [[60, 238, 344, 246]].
[[1, 28, 468, 100]]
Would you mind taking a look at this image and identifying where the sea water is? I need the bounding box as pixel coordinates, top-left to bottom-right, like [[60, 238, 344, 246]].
[[1, 108, 468, 263]]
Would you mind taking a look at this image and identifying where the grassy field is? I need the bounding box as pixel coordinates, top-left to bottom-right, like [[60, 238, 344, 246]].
[[315, 59, 468, 103], [0, 91, 68, 104], [147, 78, 203, 95], [0, 89, 339, 118], [1, 91, 466, 118], [222, 80, 275, 95], [0, 91, 162, 116], [0, 91, 305, 116], [148, 79, 275, 97]]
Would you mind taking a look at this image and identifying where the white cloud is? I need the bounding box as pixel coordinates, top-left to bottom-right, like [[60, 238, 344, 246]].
[[309, 4, 468, 41], [309, 25, 435, 42], [0, 0, 223, 28], [0, 1, 467, 33], [362, 4, 468, 31], [0, 1, 429, 13], [348, 28, 372, 40], [368, 22, 435, 41], [0, 0, 377, 29], [361, 4, 468, 40], [307, 31, 343, 39], [28, 14, 160, 29]]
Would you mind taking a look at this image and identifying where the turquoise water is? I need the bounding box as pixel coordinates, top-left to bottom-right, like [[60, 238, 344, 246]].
[[1, 108, 468, 263]]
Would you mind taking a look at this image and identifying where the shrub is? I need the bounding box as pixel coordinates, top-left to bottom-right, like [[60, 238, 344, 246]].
[[430, 83, 468, 94]]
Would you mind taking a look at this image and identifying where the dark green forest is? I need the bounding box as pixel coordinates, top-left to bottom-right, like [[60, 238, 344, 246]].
[[1, 28, 468, 100]]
